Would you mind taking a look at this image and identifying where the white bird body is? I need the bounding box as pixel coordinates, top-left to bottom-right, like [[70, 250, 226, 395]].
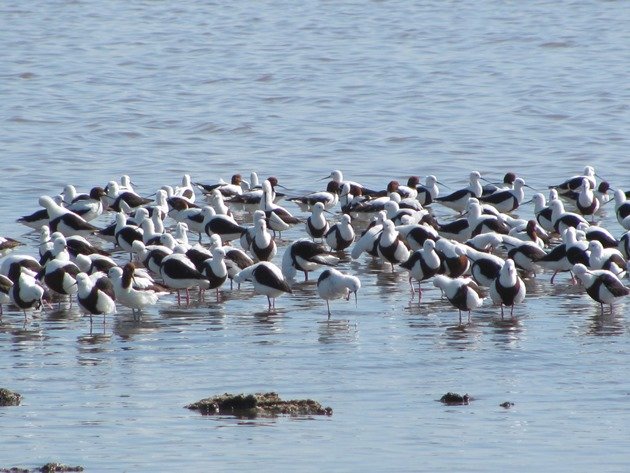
[[317, 268, 361, 317], [489, 259, 526, 317], [234, 261, 292, 309]]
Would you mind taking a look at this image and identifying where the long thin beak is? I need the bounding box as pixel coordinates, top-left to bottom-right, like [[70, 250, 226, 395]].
[[354, 291, 358, 307], [524, 184, 536, 190], [480, 176, 494, 184], [436, 180, 451, 190], [324, 209, 335, 216], [274, 184, 289, 190], [595, 173, 605, 181], [144, 192, 157, 198], [521, 198, 533, 205], [318, 175, 331, 182]]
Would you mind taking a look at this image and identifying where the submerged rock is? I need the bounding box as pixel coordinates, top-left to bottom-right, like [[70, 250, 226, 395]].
[[0, 465, 83, 473], [440, 392, 470, 405], [0, 388, 22, 407], [500, 401, 515, 409], [186, 392, 333, 418]]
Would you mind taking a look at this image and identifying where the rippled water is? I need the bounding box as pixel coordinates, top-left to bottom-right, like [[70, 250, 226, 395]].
[[1, 1, 629, 471]]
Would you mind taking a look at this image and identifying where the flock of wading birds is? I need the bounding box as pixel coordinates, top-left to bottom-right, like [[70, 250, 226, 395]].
[[1, 166, 630, 326]]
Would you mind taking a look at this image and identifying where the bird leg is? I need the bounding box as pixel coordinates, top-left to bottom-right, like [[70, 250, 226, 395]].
[[550, 271, 558, 284], [326, 300, 331, 318], [500, 305, 504, 320]]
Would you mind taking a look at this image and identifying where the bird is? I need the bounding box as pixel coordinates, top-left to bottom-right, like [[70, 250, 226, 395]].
[[435, 239, 470, 278], [377, 219, 410, 271], [260, 179, 299, 234], [282, 239, 340, 282], [613, 189, 630, 230], [7, 262, 46, 319], [200, 247, 228, 301], [399, 239, 441, 301], [0, 274, 14, 315], [480, 172, 517, 196], [0, 236, 23, 257], [478, 177, 529, 213], [108, 265, 161, 315], [574, 178, 600, 221], [415, 175, 442, 206], [464, 246, 505, 287], [234, 261, 292, 310], [316, 268, 361, 318], [114, 212, 144, 260], [39, 236, 81, 305], [396, 221, 439, 251], [350, 212, 385, 260], [500, 235, 547, 276], [466, 202, 510, 238], [536, 227, 589, 283], [131, 240, 173, 275], [324, 169, 378, 197], [250, 218, 277, 262], [587, 240, 626, 276], [550, 199, 589, 234], [305, 202, 330, 241], [39, 195, 100, 238], [209, 234, 254, 290], [229, 176, 285, 205], [194, 174, 248, 199], [159, 249, 209, 305], [572, 264, 629, 314], [65, 186, 107, 221], [325, 214, 356, 252], [105, 181, 153, 212], [75, 272, 117, 324], [287, 181, 340, 210], [489, 259, 526, 318], [75, 253, 118, 275], [550, 166, 597, 195], [433, 275, 485, 325], [434, 171, 483, 213], [201, 206, 247, 243], [239, 210, 267, 252], [531, 193, 555, 233]]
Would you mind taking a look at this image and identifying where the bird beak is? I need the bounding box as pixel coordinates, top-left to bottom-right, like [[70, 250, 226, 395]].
[[595, 173, 605, 181], [524, 184, 536, 190], [521, 198, 533, 205], [274, 184, 288, 190], [144, 192, 157, 198], [436, 180, 451, 190], [324, 209, 335, 216], [480, 176, 494, 184]]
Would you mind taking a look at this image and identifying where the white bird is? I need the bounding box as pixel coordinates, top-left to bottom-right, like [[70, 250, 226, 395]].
[[415, 175, 441, 206], [234, 261, 292, 310], [572, 263, 629, 314], [200, 247, 228, 301], [325, 214, 355, 252], [282, 239, 340, 281], [587, 240, 626, 276], [550, 166, 597, 195], [159, 249, 209, 305], [433, 275, 485, 325], [613, 189, 630, 230], [316, 268, 361, 318], [550, 199, 589, 234], [39, 195, 100, 238], [399, 239, 441, 300], [75, 272, 117, 324], [435, 171, 483, 213], [251, 218, 277, 262], [305, 202, 330, 241], [7, 262, 46, 318], [377, 220, 410, 271], [489, 259, 526, 318], [108, 265, 160, 315]]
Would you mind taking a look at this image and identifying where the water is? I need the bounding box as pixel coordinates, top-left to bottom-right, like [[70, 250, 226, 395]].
[[1, 0, 629, 471]]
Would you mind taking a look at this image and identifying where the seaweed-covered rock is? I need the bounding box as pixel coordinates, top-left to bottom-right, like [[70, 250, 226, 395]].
[[0, 388, 22, 407], [39, 464, 83, 473], [500, 401, 514, 409], [186, 392, 333, 418], [440, 392, 470, 405]]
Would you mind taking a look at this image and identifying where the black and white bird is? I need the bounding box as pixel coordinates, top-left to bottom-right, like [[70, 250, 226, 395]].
[[200, 247, 228, 301], [587, 240, 626, 276], [550, 199, 589, 234], [536, 227, 589, 283], [532, 193, 555, 233], [0, 274, 12, 315], [114, 212, 144, 260], [8, 262, 46, 318], [433, 275, 485, 325], [287, 181, 340, 210], [397, 221, 439, 252], [435, 171, 483, 213], [234, 261, 292, 310], [574, 178, 600, 221], [305, 202, 330, 241], [467, 202, 510, 238], [132, 240, 173, 275], [415, 175, 441, 206], [464, 246, 505, 287], [324, 169, 378, 197], [282, 239, 340, 282], [65, 186, 107, 222], [105, 181, 153, 212], [350, 211, 385, 260], [550, 166, 597, 195], [39, 235, 80, 305], [209, 234, 254, 290], [39, 195, 100, 238], [489, 259, 526, 318], [316, 268, 361, 318], [201, 206, 247, 244], [194, 174, 248, 199], [479, 177, 528, 214], [572, 263, 629, 314], [108, 265, 161, 315], [75, 253, 118, 276], [325, 214, 355, 252], [260, 179, 300, 235], [159, 249, 209, 305], [399, 239, 441, 300], [377, 219, 410, 271], [613, 189, 630, 230], [480, 172, 517, 197], [75, 272, 117, 324], [435, 239, 470, 278], [250, 218, 277, 262], [0, 236, 23, 257], [500, 234, 547, 276]]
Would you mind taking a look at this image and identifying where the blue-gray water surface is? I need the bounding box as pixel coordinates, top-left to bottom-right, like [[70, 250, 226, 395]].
[[1, 1, 629, 471]]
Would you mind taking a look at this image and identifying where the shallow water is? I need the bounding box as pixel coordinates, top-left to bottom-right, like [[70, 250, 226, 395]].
[[1, 1, 629, 471]]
